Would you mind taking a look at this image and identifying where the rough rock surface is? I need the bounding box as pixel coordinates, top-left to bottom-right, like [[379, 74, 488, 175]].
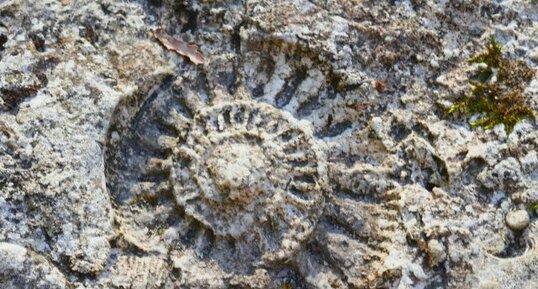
[[0, 0, 537, 288]]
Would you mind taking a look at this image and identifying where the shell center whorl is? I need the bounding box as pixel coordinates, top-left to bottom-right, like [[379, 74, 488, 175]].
[[206, 142, 268, 203]]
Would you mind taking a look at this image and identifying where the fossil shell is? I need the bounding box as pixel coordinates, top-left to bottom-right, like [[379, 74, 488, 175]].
[[171, 100, 327, 262], [104, 30, 395, 287]]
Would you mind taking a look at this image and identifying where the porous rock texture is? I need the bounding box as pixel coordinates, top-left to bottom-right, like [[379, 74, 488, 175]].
[[0, 0, 537, 288]]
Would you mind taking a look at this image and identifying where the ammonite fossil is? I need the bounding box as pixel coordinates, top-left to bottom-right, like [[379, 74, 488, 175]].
[[145, 90, 327, 263], [105, 32, 398, 287], [106, 71, 329, 269]]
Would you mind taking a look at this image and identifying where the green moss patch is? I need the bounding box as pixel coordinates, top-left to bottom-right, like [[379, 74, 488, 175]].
[[449, 37, 535, 133]]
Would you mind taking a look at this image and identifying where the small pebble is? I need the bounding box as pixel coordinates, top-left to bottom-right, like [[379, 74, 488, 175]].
[[505, 210, 530, 231], [430, 59, 439, 68], [427, 239, 446, 266]]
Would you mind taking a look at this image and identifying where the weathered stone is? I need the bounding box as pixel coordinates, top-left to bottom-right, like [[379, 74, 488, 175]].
[[1, 0, 537, 288]]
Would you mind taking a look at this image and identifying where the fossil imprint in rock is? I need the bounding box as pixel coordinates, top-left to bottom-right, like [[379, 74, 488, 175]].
[[153, 98, 327, 262], [105, 36, 398, 286], [106, 78, 328, 266]]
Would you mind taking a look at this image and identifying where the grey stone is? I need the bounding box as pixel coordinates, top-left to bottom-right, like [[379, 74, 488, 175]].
[[1, 0, 537, 288]]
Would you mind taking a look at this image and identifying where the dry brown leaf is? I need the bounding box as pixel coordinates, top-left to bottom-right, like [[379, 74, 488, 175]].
[[153, 28, 204, 65], [374, 79, 387, 93]]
